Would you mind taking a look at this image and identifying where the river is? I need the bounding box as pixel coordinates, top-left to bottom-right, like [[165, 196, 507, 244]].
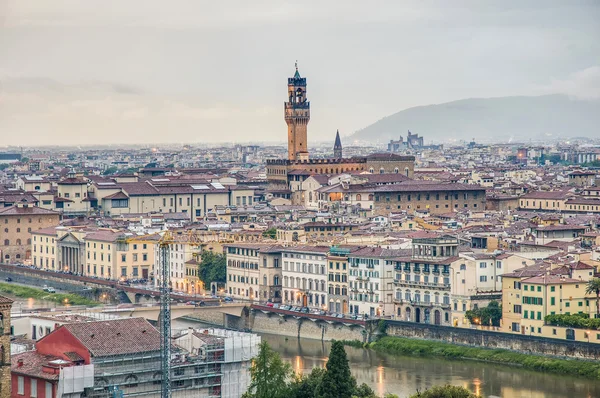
[[172, 317, 600, 398], [261, 334, 600, 398]]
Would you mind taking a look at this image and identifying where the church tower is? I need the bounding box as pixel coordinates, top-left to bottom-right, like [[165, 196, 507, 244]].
[[333, 130, 343, 159], [285, 62, 310, 161]]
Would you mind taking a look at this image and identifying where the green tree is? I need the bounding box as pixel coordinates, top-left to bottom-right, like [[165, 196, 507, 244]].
[[585, 278, 600, 318], [289, 367, 325, 398], [103, 166, 118, 175], [353, 383, 377, 398], [242, 341, 292, 398], [465, 301, 502, 327], [198, 251, 226, 286], [262, 227, 277, 239], [317, 340, 356, 398], [409, 385, 479, 398]]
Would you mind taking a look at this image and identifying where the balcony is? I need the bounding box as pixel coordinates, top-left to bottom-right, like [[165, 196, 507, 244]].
[[356, 276, 370, 282]]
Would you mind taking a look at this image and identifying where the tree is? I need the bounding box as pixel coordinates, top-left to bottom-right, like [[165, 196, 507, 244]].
[[317, 340, 356, 398], [103, 166, 118, 175], [198, 251, 226, 286], [409, 385, 479, 398], [465, 301, 502, 327], [262, 227, 277, 239], [353, 383, 377, 398], [289, 367, 325, 398], [242, 341, 292, 398], [585, 278, 600, 318]]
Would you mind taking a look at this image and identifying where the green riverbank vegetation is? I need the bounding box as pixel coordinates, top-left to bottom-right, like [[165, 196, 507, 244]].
[[367, 336, 600, 380], [0, 282, 99, 306]]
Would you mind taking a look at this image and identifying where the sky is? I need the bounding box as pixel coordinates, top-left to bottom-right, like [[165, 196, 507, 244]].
[[0, 1, 599, 146]]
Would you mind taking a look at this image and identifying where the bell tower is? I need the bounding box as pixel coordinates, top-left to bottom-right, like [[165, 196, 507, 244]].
[[285, 62, 310, 161]]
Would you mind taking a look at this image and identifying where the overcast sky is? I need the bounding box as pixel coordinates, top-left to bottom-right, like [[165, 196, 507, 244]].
[[1, 1, 599, 146]]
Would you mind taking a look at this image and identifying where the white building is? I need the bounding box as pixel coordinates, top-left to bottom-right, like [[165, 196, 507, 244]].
[[348, 247, 400, 317], [281, 246, 330, 309]]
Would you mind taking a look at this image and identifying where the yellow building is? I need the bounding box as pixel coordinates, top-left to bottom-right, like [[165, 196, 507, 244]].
[[518, 190, 572, 211], [31, 226, 59, 270], [502, 265, 599, 342]]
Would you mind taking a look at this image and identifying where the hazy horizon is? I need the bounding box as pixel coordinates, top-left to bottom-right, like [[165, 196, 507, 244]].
[[1, 1, 599, 146]]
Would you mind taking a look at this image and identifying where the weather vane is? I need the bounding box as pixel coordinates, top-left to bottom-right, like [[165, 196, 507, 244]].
[[295, 60, 298, 70]]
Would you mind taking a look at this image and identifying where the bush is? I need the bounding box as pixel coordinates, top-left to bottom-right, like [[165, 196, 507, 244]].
[[370, 336, 600, 380], [409, 385, 479, 398], [544, 313, 600, 330]]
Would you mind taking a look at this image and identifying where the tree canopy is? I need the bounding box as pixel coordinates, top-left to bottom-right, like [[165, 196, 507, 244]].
[[465, 301, 502, 327], [198, 251, 226, 286]]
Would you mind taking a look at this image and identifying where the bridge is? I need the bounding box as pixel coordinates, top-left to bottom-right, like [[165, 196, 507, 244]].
[[0, 263, 221, 304]]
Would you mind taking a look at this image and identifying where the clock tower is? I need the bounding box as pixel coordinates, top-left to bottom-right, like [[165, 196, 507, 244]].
[[285, 62, 310, 161]]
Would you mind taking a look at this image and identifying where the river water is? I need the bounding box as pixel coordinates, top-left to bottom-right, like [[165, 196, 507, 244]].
[[261, 334, 600, 398]]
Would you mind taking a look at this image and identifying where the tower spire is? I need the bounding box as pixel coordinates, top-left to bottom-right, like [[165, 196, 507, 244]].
[[333, 129, 343, 159]]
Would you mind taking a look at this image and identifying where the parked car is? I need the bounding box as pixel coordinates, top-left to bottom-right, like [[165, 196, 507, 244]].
[[273, 303, 280, 309], [336, 313, 344, 319], [300, 307, 309, 313], [223, 297, 233, 303], [4, 277, 12, 282], [266, 302, 274, 307], [280, 305, 290, 311]]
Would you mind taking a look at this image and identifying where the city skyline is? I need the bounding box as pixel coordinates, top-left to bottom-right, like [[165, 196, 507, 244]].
[[1, 1, 599, 146]]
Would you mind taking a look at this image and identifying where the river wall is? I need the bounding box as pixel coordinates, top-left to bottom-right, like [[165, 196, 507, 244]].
[[385, 320, 600, 360]]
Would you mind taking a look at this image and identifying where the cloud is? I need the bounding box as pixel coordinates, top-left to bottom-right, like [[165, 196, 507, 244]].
[[539, 66, 600, 100]]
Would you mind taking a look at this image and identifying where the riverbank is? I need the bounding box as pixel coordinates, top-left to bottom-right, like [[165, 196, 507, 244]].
[[0, 282, 99, 307], [344, 336, 600, 381]]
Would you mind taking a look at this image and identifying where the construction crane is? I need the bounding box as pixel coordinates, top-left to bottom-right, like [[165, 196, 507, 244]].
[[158, 230, 174, 398], [157, 229, 206, 398]]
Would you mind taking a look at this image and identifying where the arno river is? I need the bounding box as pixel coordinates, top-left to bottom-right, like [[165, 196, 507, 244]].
[[261, 334, 600, 398]]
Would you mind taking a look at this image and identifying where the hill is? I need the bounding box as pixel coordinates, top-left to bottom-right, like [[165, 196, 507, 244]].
[[350, 95, 600, 144]]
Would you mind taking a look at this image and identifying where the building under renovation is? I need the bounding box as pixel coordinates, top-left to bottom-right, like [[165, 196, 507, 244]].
[[11, 317, 260, 398]]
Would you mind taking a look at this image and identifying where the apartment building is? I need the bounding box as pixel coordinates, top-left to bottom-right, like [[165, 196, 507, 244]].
[[391, 235, 458, 325], [348, 247, 400, 317], [326, 247, 353, 314], [452, 253, 534, 327], [225, 244, 264, 301], [518, 190, 572, 211], [31, 226, 59, 271], [281, 246, 329, 309], [502, 263, 599, 342], [258, 247, 283, 303]]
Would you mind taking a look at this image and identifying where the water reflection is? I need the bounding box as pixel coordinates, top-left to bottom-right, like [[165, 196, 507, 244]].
[[262, 334, 600, 398]]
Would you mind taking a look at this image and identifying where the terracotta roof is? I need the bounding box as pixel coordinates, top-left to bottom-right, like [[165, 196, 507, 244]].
[[58, 177, 86, 185], [0, 205, 59, 216], [520, 190, 572, 200], [0, 295, 13, 304], [62, 318, 160, 357], [84, 230, 124, 243], [522, 274, 581, 285], [11, 351, 64, 381], [120, 182, 160, 196], [103, 191, 129, 200], [373, 181, 484, 193]]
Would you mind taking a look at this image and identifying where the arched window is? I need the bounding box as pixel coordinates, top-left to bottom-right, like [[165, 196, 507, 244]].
[[16, 239, 21, 245], [3, 240, 8, 246], [263, 275, 267, 286], [274, 276, 280, 286], [394, 167, 399, 174], [356, 194, 362, 201], [379, 168, 385, 174], [369, 168, 374, 173], [405, 167, 409, 177]]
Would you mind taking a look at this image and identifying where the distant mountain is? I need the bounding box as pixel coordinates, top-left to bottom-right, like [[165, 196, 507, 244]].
[[350, 95, 600, 144]]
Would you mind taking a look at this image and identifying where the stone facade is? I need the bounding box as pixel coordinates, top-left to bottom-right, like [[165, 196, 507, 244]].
[[372, 183, 486, 215], [0, 295, 13, 398], [0, 203, 60, 264]]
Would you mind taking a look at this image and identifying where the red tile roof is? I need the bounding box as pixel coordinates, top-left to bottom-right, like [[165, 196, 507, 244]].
[[0, 205, 60, 216], [62, 318, 160, 357]]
